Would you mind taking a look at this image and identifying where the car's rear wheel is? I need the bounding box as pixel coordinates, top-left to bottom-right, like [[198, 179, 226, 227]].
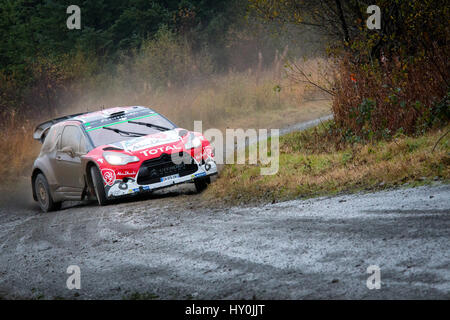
[[194, 176, 211, 193], [90, 166, 109, 206], [35, 173, 61, 212]]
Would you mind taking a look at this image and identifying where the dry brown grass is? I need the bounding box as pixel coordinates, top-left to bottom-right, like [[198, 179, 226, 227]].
[[69, 60, 332, 132], [0, 112, 39, 180], [205, 121, 450, 204]]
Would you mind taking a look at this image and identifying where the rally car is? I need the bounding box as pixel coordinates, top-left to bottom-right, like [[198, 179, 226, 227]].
[[31, 106, 217, 212]]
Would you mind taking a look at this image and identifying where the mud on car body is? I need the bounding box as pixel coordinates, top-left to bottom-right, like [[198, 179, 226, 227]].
[[31, 106, 217, 212]]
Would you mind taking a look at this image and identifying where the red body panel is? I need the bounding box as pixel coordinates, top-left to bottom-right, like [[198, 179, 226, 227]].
[[83, 128, 214, 188]]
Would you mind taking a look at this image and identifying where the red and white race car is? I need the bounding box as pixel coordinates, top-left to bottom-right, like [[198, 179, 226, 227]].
[[31, 106, 217, 212]]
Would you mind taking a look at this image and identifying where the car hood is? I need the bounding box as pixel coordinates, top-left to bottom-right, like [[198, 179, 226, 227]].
[[110, 129, 184, 154], [84, 128, 208, 166]]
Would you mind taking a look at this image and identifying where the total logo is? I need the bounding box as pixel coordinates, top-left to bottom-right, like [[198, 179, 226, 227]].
[[139, 144, 181, 157]]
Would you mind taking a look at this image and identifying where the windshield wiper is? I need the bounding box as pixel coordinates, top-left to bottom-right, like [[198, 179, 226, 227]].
[[102, 126, 146, 137], [127, 120, 170, 131]]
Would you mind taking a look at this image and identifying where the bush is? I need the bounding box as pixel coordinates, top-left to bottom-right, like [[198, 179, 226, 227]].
[[329, 0, 450, 141], [131, 26, 214, 90], [332, 46, 449, 141]]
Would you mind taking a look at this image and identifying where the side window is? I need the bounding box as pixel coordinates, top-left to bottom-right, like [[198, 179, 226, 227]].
[[41, 126, 58, 154], [60, 126, 86, 154]]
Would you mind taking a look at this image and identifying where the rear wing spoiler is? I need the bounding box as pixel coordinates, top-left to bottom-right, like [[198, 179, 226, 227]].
[[33, 112, 85, 143]]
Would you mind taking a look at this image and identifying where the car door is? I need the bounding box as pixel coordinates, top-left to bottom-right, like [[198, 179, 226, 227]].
[[53, 125, 87, 197]]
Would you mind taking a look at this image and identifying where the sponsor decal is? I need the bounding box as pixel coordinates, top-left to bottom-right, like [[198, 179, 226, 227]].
[[139, 144, 182, 157], [101, 169, 116, 186], [116, 170, 137, 176], [107, 178, 137, 197], [192, 172, 206, 179], [119, 130, 180, 152], [118, 186, 152, 194], [97, 158, 104, 164]]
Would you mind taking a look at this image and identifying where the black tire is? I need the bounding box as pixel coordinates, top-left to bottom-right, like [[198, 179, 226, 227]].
[[90, 166, 109, 206], [194, 176, 211, 193], [35, 173, 62, 212]]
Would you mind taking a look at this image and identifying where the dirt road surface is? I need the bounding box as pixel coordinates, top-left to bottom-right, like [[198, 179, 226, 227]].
[[0, 179, 449, 299]]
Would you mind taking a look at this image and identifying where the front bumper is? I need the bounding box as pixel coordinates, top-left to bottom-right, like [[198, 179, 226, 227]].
[[105, 161, 218, 198]]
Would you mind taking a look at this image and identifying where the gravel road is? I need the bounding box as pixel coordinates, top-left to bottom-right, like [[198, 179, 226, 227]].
[[0, 180, 449, 299]]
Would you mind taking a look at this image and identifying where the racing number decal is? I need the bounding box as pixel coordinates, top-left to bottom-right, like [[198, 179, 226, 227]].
[[101, 169, 116, 186]]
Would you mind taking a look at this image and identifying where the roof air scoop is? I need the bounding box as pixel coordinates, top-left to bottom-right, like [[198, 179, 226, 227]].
[[108, 111, 126, 118], [103, 146, 124, 151]]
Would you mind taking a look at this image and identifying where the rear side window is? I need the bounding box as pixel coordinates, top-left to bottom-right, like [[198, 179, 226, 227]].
[[40, 126, 60, 154], [60, 125, 87, 153]]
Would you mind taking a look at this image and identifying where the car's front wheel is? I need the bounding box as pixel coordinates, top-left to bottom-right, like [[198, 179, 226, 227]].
[[194, 176, 211, 193], [90, 166, 109, 206], [35, 173, 61, 212]]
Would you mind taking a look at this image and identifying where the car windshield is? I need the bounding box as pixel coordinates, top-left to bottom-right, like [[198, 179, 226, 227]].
[[85, 112, 176, 147]]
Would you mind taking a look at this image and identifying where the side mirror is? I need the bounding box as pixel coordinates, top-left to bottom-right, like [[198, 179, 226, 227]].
[[61, 146, 75, 158]]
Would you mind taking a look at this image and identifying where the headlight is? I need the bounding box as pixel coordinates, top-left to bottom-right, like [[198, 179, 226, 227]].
[[102, 152, 140, 166], [184, 134, 202, 149]]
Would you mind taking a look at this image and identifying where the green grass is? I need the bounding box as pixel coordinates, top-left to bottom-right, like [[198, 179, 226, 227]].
[[205, 122, 450, 203]]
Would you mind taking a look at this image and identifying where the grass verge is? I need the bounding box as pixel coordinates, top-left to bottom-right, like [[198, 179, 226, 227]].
[[205, 122, 450, 204]]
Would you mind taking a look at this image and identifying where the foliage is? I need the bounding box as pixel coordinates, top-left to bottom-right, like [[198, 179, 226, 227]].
[[332, 0, 450, 139], [0, 0, 243, 77], [333, 51, 449, 140], [249, 0, 450, 139]]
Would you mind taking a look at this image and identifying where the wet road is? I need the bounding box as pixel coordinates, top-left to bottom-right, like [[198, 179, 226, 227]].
[[0, 181, 449, 299]]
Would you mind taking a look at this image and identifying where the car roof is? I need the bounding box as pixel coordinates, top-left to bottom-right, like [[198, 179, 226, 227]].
[[71, 106, 152, 123], [33, 106, 154, 142]]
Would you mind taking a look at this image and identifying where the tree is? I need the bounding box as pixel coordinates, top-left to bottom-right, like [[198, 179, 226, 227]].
[[248, 0, 449, 62]]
